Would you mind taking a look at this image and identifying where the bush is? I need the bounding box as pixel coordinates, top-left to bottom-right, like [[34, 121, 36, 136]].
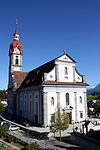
[[24, 142, 39, 150], [0, 125, 8, 138], [0, 102, 5, 114], [5, 134, 14, 143]]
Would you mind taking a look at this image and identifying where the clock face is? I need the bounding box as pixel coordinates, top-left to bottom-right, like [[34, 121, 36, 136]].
[[14, 47, 20, 54]]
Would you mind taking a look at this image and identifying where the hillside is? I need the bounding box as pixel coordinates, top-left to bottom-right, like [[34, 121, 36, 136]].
[[87, 84, 100, 94]]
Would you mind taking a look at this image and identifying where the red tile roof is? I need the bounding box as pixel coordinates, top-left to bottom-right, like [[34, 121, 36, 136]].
[[13, 72, 28, 89], [9, 40, 23, 55]]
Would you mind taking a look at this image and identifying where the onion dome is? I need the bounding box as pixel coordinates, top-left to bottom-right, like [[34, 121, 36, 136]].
[[9, 40, 23, 55]]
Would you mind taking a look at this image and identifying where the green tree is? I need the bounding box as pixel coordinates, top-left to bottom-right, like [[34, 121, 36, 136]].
[[87, 95, 98, 102], [49, 106, 69, 141], [0, 125, 8, 138], [25, 142, 39, 150], [0, 90, 8, 99], [0, 102, 5, 114], [93, 103, 100, 117]]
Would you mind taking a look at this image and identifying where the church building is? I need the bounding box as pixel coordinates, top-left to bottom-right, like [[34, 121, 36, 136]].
[[8, 24, 89, 127]]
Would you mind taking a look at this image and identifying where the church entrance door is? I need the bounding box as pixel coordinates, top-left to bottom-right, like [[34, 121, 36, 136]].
[[66, 113, 72, 124]]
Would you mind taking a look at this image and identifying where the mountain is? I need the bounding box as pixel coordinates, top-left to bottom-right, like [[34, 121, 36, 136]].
[[87, 84, 100, 94]]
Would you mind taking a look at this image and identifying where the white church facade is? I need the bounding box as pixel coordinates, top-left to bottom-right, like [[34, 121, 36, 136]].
[[8, 24, 89, 127]]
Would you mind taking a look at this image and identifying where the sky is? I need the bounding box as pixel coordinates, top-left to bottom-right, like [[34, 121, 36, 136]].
[[0, 0, 100, 90]]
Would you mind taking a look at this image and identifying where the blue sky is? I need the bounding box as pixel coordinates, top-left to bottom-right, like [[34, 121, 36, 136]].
[[0, 0, 100, 89]]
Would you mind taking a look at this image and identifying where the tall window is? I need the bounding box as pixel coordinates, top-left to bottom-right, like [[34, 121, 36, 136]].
[[25, 101, 27, 113], [36, 102, 38, 115], [65, 67, 68, 75], [30, 101, 31, 114], [79, 111, 83, 119], [66, 93, 69, 105], [51, 97, 54, 105], [79, 96, 82, 104], [15, 56, 19, 65]]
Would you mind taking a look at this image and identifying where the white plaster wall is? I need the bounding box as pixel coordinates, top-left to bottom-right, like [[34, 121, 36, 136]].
[[47, 92, 57, 124], [18, 89, 41, 123], [43, 86, 87, 125], [47, 68, 55, 81], [58, 63, 74, 82], [10, 54, 22, 72], [75, 70, 82, 82], [55, 55, 76, 82], [77, 92, 86, 121], [46, 55, 83, 83], [8, 92, 14, 115]]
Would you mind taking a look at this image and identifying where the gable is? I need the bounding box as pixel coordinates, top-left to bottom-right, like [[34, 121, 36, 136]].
[[55, 54, 76, 63]]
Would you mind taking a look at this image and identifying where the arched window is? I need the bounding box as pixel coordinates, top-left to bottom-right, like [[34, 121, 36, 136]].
[[15, 56, 19, 65], [30, 101, 31, 114], [51, 97, 54, 105], [65, 67, 68, 75], [66, 93, 69, 105], [79, 96, 82, 104]]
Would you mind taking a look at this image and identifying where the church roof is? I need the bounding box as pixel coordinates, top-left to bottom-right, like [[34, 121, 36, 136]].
[[13, 72, 28, 89], [19, 60, 55, 89]]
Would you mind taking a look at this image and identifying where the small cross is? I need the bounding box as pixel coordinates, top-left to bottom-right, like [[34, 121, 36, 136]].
[[63, 49, 67, 55]]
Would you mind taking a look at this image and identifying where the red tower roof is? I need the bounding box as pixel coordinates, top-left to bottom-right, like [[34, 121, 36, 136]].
[[14, 26, 19, 35], [9, 40, 23, 55], [14, 20, 19, 35], [9, 22, 23, 55]]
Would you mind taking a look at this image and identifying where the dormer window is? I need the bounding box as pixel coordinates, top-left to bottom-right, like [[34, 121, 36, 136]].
[[15, 56, 19, 65], [65, 67, 68, 75]]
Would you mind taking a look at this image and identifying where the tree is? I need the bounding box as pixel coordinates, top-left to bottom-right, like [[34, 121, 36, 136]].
[[0, 90, 8, 99], [25, 142, 39, 150], [49, 106, 69, 141], [93, 103, 100, 117], [0, 102, 5, 114], [0, 125, 8, 138]]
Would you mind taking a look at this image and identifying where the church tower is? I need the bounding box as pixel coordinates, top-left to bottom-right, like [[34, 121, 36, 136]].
[[8, 22, 23, 88]]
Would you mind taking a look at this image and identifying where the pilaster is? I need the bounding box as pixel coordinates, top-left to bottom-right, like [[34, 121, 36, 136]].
[[43, 92, 48, 127], [84, 92, 87, 119], [74, 92, 78, 122], [73, 66, 75, 82], [44, 73, 47, 81], [55, 64, 59, 81], [56, 92, 60, 106]]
